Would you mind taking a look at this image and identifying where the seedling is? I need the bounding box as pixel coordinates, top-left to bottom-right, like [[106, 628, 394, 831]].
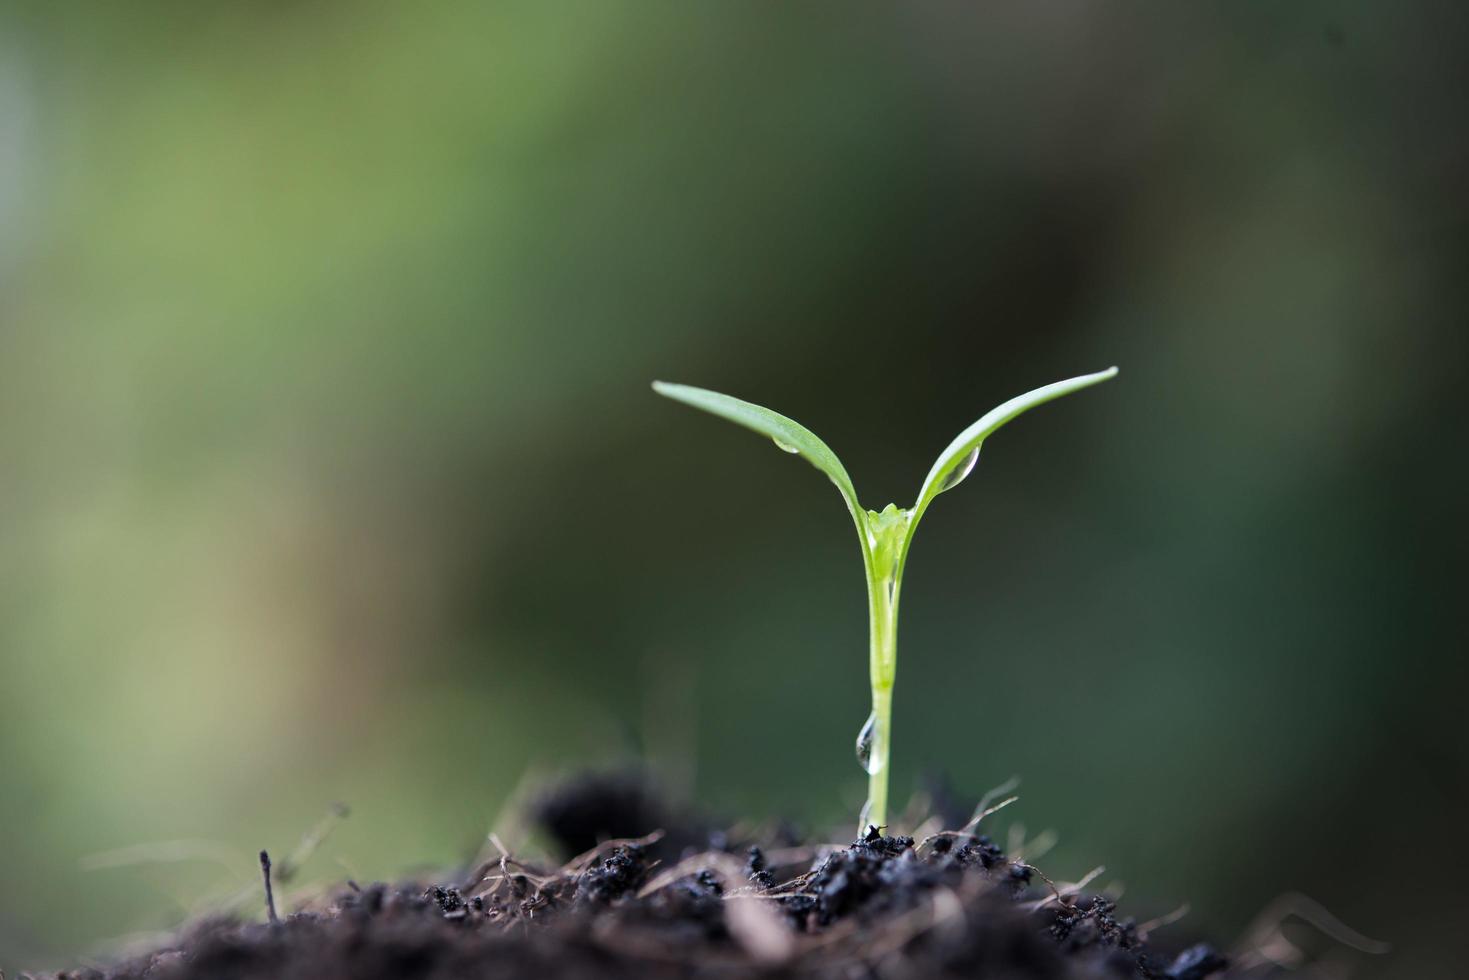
[[653, 367, 1117, 831]]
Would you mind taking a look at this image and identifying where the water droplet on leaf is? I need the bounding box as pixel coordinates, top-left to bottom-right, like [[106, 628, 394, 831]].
[[772, 437, 799, 454], [936, 447, 979, 493]]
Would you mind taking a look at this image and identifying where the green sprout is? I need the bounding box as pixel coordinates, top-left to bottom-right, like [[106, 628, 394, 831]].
[[653, 367, 1117, 832]]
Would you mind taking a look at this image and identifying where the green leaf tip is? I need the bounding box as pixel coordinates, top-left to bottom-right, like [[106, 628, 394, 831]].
[[913, 366, 1117, 519], [652, 380, 863, 522]]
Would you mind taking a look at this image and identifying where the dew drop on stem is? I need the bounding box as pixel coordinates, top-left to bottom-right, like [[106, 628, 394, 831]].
[[772, 437, 799, 453], [855, 711, 879, 774], [936, 447, 980, 493]]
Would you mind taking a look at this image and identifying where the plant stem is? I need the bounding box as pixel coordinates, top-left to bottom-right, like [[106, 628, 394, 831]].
[[863, 557, 900, 831]]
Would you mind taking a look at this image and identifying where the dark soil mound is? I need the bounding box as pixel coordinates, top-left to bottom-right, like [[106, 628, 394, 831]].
[[37, 774, 1282, 980]]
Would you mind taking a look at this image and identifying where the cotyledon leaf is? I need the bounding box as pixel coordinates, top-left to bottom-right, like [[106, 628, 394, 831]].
[[911, 367, 1119, 524], [652, 381, 864, 522]]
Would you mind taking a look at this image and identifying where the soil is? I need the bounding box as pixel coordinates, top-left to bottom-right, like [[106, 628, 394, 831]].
[[32, 773, 1303, 980]]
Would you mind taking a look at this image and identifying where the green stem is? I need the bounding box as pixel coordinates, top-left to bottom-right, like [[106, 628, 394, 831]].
[[856, 503, 912, 833], [863, 560, 900, 831]]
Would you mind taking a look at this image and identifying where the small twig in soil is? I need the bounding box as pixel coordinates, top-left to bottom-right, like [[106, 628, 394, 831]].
[[464, 838, 555, 897], [1020, 865, 1112, 911], [1234, 891, 1390, 968], [918, 793, 1022, 853], [1069, 865, 1106, 895], [474, 763, 546, 865], [766, 869, 821, 896], [1020, 864, 1067, 907], [258, 851, 279, 925], [916, 800, 1017, 855], [964, 776, 1020, 832], [563, 829, 665, 874], [636, 852, 745, 899], [1137, 902, 1191, 939], [274, 803, 349, 884]]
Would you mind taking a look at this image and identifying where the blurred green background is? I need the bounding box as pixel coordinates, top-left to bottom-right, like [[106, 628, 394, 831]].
[[1, 2, 1465, 976]]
